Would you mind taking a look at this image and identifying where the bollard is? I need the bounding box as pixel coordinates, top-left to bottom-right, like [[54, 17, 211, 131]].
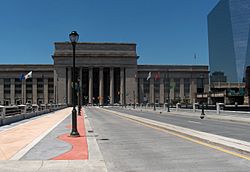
[[216, 103, 224, 114], [140, 103, 143, 110], [176, 103, 180, 111], [235, 102, 238, 108], [193, 103, 196, 112], [216, 103, 220, 114], [1, 106, 6, 119]]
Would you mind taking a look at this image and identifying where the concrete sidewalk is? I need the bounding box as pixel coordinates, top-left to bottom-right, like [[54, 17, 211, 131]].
[[0, 107, 107, 172]]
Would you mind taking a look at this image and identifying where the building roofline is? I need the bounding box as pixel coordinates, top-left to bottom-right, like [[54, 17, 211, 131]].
[[0, 64, 53, 66], [138, 64, 208, 67], [54, 42, 136, 45]]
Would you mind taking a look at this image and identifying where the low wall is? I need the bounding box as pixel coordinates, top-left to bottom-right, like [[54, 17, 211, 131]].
[[0, 105, 67, 126]]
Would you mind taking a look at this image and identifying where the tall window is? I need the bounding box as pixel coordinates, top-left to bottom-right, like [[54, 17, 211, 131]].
[[154, 79, 160, 103], [174, 78, 180, 99], [164, 77, 170, 102], [184, 78, 190, 98]]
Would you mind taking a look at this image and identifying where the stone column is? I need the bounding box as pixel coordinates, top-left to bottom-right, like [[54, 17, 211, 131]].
[[170, 78, 175, 100], [99, 67, 104, 105], [190, 78, 197, 103], [135, 76, 138, 104], [150, 78, 154, 104], [160, 78, 164, 104], [180, 78, 184, 100], [139, 78, 144, 103], [67, 67, 72, 105], [120, 67, 124, 105], [0, 79, 4, 105], [79, 67, 83, 105], [88, 67, 93, 104], [54, 71, 58, 104], [44, 78, 48, 104], [10, 78, 15, 105], [32, 78, 37, 104], [110, 67, 114, 105]]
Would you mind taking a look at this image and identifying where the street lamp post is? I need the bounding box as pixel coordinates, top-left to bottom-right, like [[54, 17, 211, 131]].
[[78, 79, 81, 116], [69, 31, 80, 137], [153, 73, 156, 111], [167, 71, 170, 112], [133, 90, 135, 109], [200, 74, 205, 119]]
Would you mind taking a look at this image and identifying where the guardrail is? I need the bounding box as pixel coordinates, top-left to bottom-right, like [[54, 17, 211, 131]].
[[0, 103, 67, 126]]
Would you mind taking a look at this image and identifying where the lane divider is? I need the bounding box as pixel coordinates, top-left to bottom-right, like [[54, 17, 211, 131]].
[[100, 107, 250, 161]]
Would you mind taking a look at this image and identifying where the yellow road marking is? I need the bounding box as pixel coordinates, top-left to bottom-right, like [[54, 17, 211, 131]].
[[107, 110, 250, 161]]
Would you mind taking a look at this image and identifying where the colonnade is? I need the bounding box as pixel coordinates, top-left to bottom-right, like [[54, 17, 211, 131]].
[[66, 67, 126, 106]]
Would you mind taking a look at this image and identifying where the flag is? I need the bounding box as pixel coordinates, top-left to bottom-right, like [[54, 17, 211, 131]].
[[155, 72, 160, 80], [19, 73, 25, 81], [24, 71, 32, 80], [147, 72, 151, 80]]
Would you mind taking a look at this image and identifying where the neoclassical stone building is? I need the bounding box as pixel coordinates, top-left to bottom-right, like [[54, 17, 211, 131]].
[[0, 42, 208, 106]]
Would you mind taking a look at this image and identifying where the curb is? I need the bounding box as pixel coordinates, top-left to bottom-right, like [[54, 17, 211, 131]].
[[83, 108, 108, 172], [122, 107, 250, 124]]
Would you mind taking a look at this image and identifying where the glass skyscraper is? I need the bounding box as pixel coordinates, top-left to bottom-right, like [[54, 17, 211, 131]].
[[208, 0, 250, 82]]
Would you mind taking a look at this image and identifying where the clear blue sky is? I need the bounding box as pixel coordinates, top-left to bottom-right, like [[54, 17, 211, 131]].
[[0, 0, 219, 65]]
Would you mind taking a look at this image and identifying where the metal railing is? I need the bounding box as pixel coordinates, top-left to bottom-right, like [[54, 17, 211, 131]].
[[0, 103, 67, 126]]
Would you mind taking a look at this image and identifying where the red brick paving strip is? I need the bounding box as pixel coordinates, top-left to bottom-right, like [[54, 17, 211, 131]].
[[52, 111, 88, 160]]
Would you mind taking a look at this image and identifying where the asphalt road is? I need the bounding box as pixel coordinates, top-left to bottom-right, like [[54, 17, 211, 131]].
[[107, 107, 250, 142], [86, 107, 250, 172]]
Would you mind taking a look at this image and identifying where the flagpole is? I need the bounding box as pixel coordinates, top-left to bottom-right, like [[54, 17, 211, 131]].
[[167, 70, 170, 112], [22, 79, 23, 104], [153, 72, 156, 111]]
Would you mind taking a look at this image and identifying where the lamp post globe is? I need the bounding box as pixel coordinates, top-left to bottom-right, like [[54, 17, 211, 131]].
[[69, 31, 79, 44], [69, 31, 80, 137]]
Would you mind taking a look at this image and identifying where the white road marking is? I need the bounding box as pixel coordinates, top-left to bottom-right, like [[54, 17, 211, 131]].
[[188, 120, 201, 124]]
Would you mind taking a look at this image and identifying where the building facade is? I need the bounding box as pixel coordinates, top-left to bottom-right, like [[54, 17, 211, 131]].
[[208, 0, 250, 82], [0, 42, 209, 106]]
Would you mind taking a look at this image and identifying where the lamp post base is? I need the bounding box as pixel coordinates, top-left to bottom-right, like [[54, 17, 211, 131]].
[[70, 108, 80, 137], [70, 131, 80, 137], [200, 103, 205, 119], [200, 111, 205, 119]]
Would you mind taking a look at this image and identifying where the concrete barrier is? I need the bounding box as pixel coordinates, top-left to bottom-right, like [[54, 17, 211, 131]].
[[0, 104, 67, 127], [176, 103, 181, 111], [2, 114, 25, 126], [193, 103, 199, 112], [216, 103, 224, 115]]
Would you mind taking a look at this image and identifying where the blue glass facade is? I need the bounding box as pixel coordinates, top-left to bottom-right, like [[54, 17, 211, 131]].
[[208, 0, 250, 82]]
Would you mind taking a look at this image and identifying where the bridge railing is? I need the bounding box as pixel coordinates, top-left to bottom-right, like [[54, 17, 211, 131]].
[[0, 103, 67, 126]]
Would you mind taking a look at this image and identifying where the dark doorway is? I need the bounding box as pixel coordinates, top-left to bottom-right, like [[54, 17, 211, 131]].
[[93, 68, 99, 105], [114, 68, 120, 104], [103, 68, 110, 105], [82, 68, 89, 105]]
